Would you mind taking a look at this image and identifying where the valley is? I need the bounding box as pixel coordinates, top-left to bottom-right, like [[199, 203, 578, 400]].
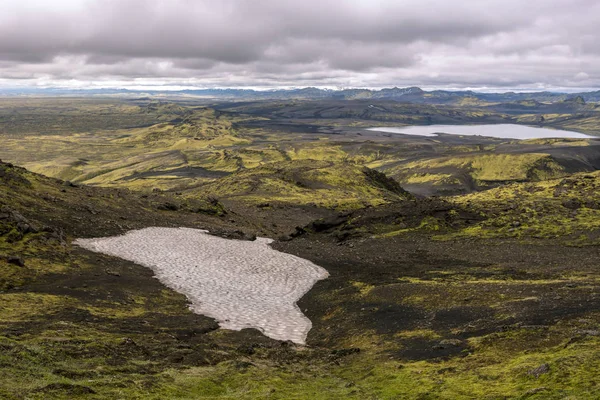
[[0, 95, 599, 399]]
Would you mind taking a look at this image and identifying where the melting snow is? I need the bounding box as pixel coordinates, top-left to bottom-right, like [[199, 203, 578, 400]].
[[74, 227, 328, 344]]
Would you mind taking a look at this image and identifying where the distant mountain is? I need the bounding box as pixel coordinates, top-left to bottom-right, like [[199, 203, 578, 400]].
[[2, 86, 600, 104]]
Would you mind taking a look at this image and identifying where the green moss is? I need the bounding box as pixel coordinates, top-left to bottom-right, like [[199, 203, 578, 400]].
[[377, 216, 442, 238], [190, 160, 410, 209], [439, 171, 600, 244], [0, 293, 74, 322], [4, 228, 23, 243], [350, 281, 376, 296]]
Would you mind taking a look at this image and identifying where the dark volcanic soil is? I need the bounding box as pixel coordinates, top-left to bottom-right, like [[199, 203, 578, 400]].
[[1, 159, 599, 398], [274, 232, 599, 358]]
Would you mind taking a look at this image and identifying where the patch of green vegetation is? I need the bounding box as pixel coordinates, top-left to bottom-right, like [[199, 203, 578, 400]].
[[469, 154, 563, 181], [396, 153, 563, 183], [402, 172, 457, 185], [0, 105, 259, 190], [191, 160, 411, 209], [377, 216, 443, 238], [520, 138, 591, 147], [0, 333, 596, 399], [0, 293, 73, 322], [439, 171, 600, 244], [287, 144, 350, 162], [350, 281, 376, 296]]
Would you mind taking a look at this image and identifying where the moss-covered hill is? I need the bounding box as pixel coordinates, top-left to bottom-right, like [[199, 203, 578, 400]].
[[315, 170, 600, 246], [0, 160, 279, 399], [444, 170, 600, 245], [188, 160, 412, 210], [3, 99, 600, 199], [2, 158, 600, 399]]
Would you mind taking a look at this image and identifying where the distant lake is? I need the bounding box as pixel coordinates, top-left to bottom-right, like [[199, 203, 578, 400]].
[[366, 124, 595, 140]]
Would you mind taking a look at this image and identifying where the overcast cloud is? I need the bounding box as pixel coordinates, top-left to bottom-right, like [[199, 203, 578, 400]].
[[1, 0, 599, 90]]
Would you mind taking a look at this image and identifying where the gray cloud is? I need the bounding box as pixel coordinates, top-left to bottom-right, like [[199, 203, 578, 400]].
[[0, 0, 599, 90]]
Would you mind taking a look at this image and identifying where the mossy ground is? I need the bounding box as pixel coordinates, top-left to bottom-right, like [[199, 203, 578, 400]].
[[190, 159, 411, 210], [441, 171, 600, 244], [1, 98, 600, 398], [2, 98, 599, 198], [271, 230, 600, 400], [2, 225, 599, 400]]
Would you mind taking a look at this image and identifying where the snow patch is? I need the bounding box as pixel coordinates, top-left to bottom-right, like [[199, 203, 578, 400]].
[[74, 227, 328, 344]]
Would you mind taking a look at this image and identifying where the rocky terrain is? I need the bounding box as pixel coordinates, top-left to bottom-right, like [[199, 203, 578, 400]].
[[0, 98, 599, 399]]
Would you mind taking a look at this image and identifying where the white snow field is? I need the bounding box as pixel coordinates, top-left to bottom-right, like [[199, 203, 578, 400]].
[[74, 227, 329, 344]]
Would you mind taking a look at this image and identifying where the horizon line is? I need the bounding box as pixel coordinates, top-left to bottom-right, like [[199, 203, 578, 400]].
[[1, 86, 599, 95]]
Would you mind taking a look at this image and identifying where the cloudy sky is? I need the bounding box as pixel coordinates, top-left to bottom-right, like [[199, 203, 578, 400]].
[[1, 0, 599, 91]]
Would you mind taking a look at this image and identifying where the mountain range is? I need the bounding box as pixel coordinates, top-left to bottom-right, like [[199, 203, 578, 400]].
[[2, 86, 600, 103]]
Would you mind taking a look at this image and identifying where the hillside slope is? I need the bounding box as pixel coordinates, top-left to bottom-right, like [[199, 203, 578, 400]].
[[1, 161, 600, 399], [189, 160, 412, 209]]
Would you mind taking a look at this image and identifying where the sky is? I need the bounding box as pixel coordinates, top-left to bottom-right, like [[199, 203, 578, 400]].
[[1, 0, 599, 91]]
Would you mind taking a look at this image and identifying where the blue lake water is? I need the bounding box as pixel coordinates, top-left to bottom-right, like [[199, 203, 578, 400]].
[[366, 124, 595, 140]]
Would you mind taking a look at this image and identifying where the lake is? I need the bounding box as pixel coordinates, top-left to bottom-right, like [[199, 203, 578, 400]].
[[366, 124, 595, 140]]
